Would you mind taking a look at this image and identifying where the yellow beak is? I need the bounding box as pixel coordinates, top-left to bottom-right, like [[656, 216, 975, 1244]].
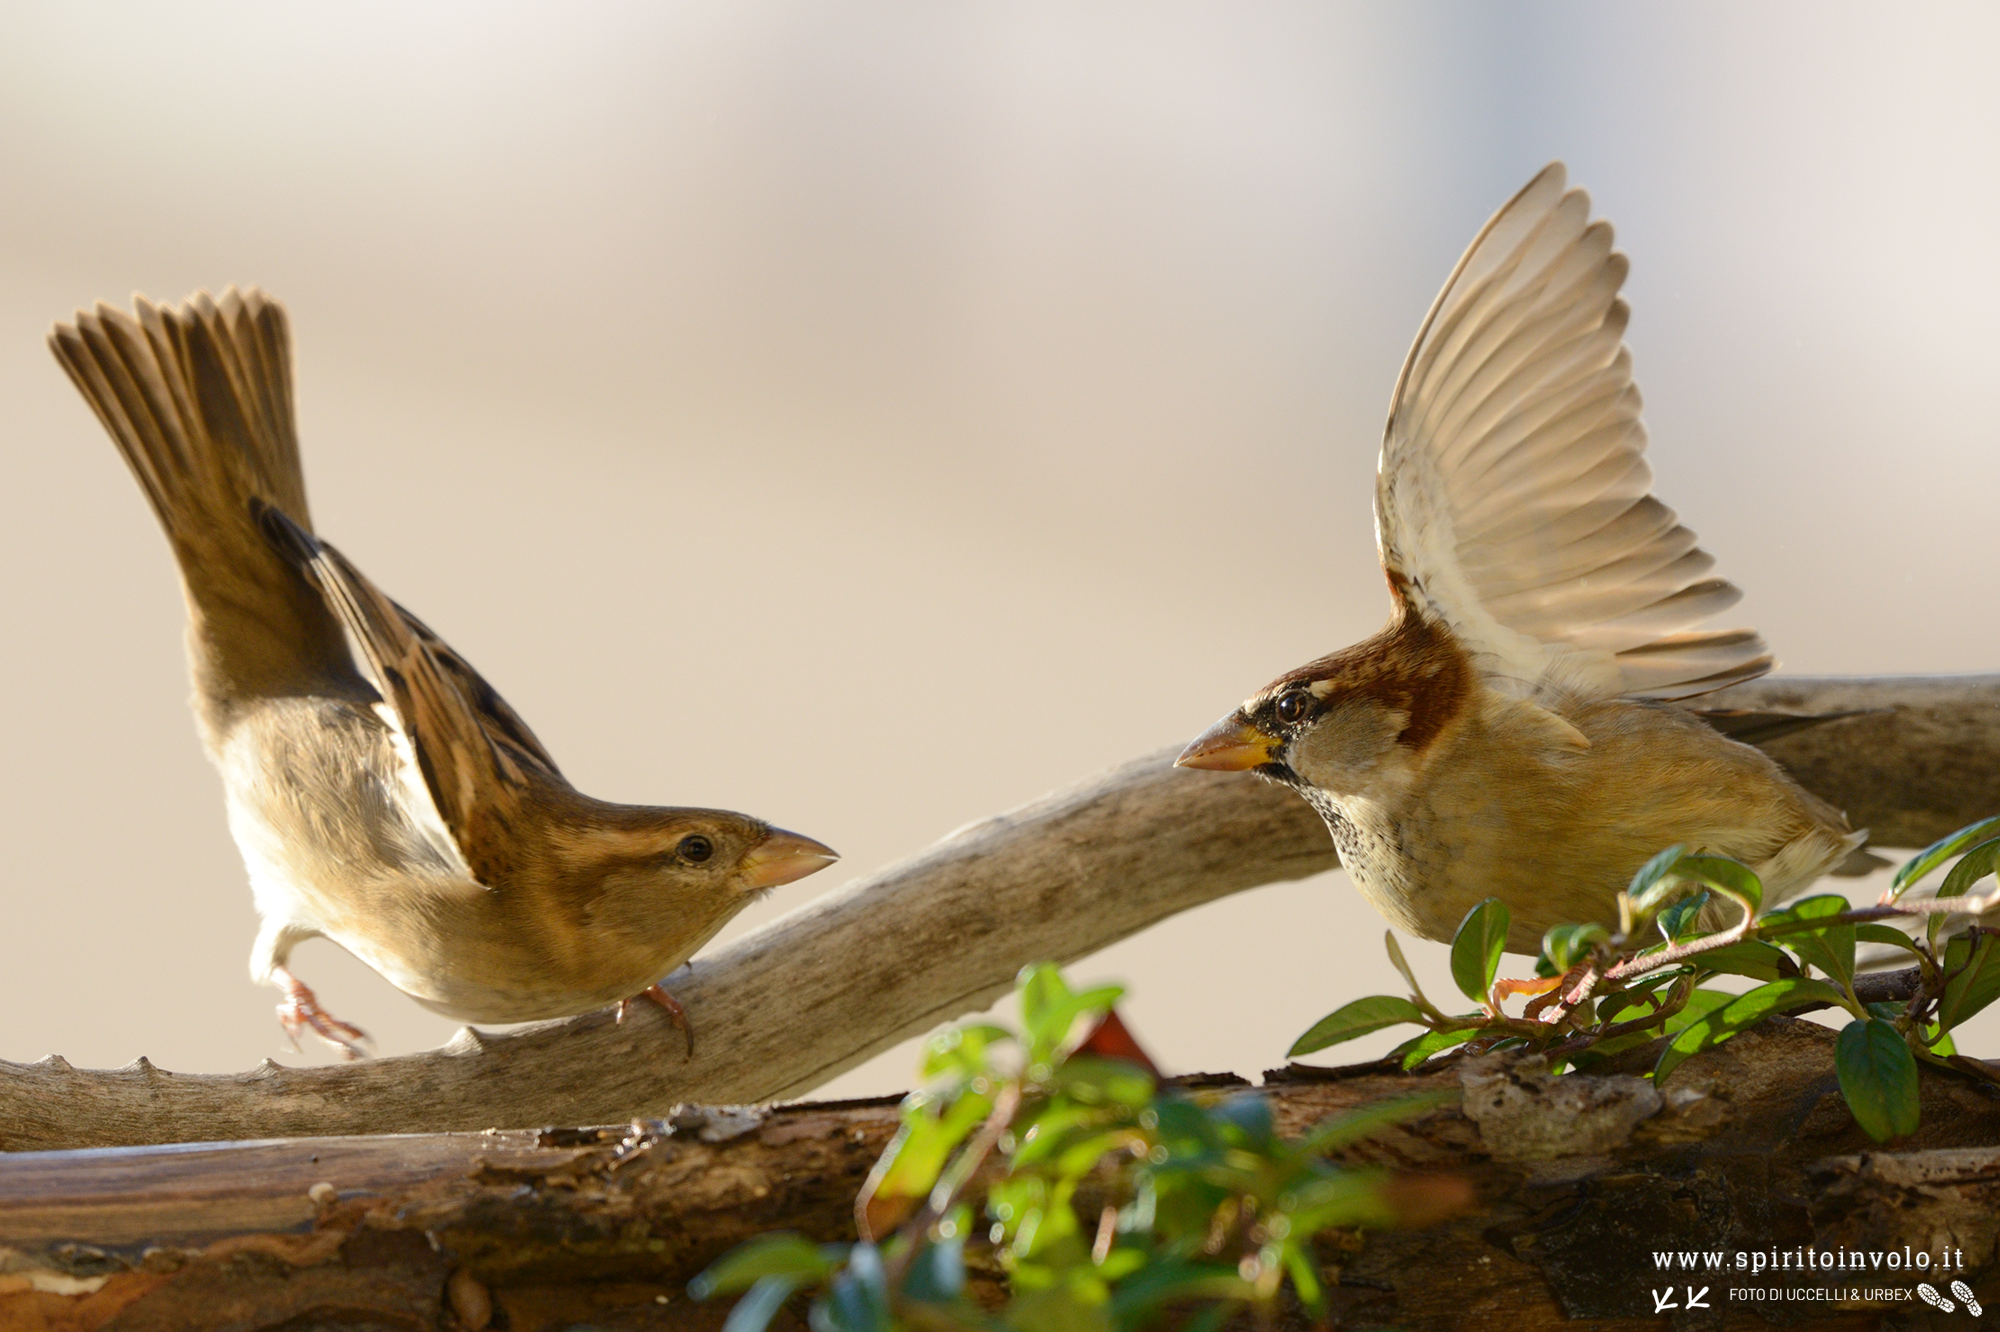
[[739, 828, 840, 890], [1175, 712, 1279, 771]]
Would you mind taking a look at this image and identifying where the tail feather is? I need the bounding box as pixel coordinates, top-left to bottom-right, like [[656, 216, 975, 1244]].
[[51, 287, 358, 710]]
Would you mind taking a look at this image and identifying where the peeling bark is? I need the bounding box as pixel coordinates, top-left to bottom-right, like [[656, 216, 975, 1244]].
[[4, 1022, 1999, 1330]]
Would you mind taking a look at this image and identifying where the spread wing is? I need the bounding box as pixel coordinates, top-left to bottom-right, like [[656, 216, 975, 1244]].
[[258, 503, 565, 885], [1374, 162, 1770, 703]]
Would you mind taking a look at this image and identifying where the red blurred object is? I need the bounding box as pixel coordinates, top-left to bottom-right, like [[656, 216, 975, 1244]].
[[1077, 1008, 1162, 1078]]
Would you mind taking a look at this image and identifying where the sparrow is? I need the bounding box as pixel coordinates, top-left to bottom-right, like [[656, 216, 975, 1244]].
[[1177, 163, 1862, 954], [51, 287, 837, 1057]]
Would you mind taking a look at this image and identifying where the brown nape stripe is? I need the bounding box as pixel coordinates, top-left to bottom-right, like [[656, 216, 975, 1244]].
[[1263, 610, 1471, 754], [1378, 613, 1472, 752]]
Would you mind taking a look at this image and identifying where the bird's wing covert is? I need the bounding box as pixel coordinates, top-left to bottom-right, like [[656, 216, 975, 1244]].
[[259, 505, 564, 883]]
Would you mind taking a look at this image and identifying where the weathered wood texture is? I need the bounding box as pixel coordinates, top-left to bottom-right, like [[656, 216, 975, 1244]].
[[5, 1023, 1998, 1331], [3, 673, 1996, 1153]]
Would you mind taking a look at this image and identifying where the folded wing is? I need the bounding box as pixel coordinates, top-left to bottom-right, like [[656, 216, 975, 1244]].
[[259, 504, 565, 886]]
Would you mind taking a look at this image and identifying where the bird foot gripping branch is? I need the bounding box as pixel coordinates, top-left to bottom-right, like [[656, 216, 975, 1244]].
[[617, 984, 695, 1058], [272, 966, 371, 1060]]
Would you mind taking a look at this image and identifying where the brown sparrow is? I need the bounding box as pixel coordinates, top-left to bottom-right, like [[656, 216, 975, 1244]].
[[51, 288, 837, 1056], [1178, 164, 1862, 953]]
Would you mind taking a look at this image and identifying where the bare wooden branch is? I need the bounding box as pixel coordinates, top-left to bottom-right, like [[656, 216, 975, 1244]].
[[6, 1022, 2000, 1330], [3, 672, 1996, 1152]]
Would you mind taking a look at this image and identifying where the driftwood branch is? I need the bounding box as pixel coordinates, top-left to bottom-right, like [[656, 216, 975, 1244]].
[[3, 672, 1997, 1152], [5, 1022, 1999, 1330]]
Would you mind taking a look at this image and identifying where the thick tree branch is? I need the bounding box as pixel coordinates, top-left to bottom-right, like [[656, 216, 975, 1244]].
[[5, 1023, 2000, 1329], [3, 672, 1996, 1152]]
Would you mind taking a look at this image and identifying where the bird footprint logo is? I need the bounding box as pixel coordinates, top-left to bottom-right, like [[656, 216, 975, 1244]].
[[1952, 1280, 1983, 1317], [1918, 1282, 1955, 1313]]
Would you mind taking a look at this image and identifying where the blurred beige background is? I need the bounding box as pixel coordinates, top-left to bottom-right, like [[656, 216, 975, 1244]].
[[1, 4, 1996, 1096]]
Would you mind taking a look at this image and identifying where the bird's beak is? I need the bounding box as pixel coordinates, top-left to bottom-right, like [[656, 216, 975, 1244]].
[[1175, 711, 1279, 771], [740, 828, 840, 889]]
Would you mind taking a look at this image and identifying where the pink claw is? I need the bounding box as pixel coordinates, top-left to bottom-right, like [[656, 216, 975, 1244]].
[[272, 966, 371, 1059], [616, 983, 694, 1058]]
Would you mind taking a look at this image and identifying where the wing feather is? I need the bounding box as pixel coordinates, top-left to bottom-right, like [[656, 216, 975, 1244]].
[[256, 504, 565, 885], [1376, 163, 1769, 701]]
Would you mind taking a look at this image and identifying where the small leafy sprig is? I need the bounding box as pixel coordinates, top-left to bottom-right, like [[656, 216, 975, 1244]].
[[693, 964, 1454, 1331], [1290, 816, 2000, 1143]]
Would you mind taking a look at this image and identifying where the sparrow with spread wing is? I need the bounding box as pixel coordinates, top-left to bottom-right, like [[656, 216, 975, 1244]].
[[1178, 164, 1862, 953], [52, 288, 836, 1056]]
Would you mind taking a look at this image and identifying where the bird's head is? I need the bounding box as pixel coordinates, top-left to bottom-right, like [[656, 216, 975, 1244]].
[[1176, 674, 1411, 797], [1174, 617, 1470, 800], [571, 809, 839, 944]]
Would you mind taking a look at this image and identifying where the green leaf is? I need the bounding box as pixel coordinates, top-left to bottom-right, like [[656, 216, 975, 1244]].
[[1211, 1092, 1276, 1150], [871, 1089, 992, 1208], [1939, 836, 2000, 898], [1690, 939, 1791, 982], [1018, 963, 1073, 1050], [1890, 816, 2000, 900], [817, 1244, 890, 1332], [1383, 931, 1428, 1006], [1388, 1027, 1478, 1070], [1541, 922, 1609, 973], [1581, 984, 1725, 1063], [1049, 1054, 1155, 1109], [1663, 987, 1736, 1035], [1017, 963, 1123, 1065], [1761, 894, 1855, 987], [1625, 844, 1690, 912], [1834, 1018, 1921, 1142], [1655, 978, 1848, 1084], [1673, 855, 1763, 917], [721, 1276, 802, 1332], [902, 1236, 965, 1304], [1288, 994, 1424, 1057], [1854, 924, 1924, 958], [920, 1022, 1014, 1082], [691, 1233, 840, 1298], [1449, 899, 1510, 1003], [1105, 1258, 1252, 1325], [1939, 932, 2000, 1032], [1657, 889, 1710, 942], [1593, 972, 1679, 1026], [1283, 1245, 1324, 1317]]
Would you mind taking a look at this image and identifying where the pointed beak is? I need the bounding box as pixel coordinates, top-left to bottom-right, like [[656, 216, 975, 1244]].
[[739, 828, 840, 890], [1175, 711, 1280, 771]]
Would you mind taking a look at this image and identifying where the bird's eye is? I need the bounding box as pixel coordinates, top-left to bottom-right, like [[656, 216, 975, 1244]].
[[1274, 690, 1311, 724], [677, 834, 715, 863]]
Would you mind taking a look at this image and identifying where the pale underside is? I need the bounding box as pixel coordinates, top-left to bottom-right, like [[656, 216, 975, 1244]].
[[1306, 692, 1861, 951], [1375, 162, 1772, 706]]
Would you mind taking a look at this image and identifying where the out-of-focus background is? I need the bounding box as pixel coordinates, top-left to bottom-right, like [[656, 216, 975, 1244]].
[[1, 4, 1996, 1093]]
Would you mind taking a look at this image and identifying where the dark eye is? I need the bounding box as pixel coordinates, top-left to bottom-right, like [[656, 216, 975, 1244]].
[[1274, 690, 1311, 724], [677, 834, 714, 864]]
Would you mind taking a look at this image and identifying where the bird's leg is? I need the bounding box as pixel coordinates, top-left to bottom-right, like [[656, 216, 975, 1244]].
[[616, 983, 695, 1058], [271, 966, 371, 1059]]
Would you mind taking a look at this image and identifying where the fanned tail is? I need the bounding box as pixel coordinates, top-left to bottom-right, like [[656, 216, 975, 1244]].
[[50, 287, 357, 709]]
